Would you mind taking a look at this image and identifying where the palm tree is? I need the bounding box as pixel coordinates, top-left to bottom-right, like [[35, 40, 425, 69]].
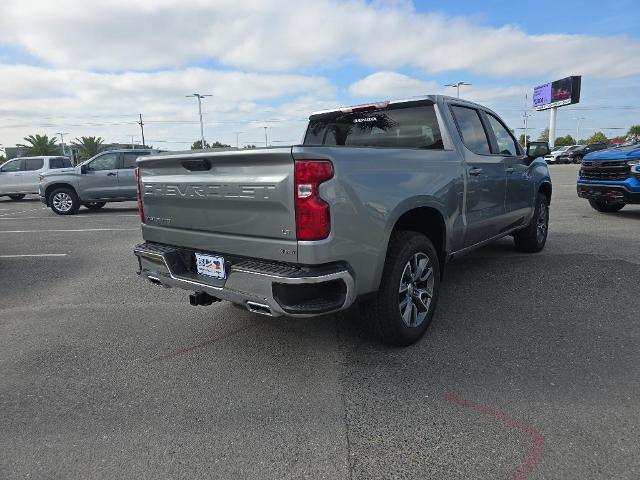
[[72, 136, 105, 161], [627, 125, 640, 137], [20, 134, 58, 156], [190, 140, 210, 150]]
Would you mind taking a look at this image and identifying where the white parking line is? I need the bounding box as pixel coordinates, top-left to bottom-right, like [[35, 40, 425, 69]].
[[0, 228, 138, 233], [0, 254, 68, 258], [0, 208, 47, 218], [0, 214, 139, 220]]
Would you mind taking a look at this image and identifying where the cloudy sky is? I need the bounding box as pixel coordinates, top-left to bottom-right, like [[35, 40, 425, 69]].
[[1, 0, 639, 151]]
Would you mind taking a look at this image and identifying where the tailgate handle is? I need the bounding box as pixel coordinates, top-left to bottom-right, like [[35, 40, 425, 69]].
[[182, 159, 211, 171]]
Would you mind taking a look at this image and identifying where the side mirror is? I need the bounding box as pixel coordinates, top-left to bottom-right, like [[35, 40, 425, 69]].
[[526, 141, 550, 159], [80, 164, 88, 174]]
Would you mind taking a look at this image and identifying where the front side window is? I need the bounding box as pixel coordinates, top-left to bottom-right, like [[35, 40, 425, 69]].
[[25, 158, 45, 171], [486, 114, 518, 156], [450, 106, 491, 155], [0, 159, 22, 172], [88, 153, 118, 171], [304, 104, 443, 149]]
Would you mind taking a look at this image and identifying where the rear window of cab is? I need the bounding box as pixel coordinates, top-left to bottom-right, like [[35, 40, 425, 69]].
[[304, 103, 443, 149]]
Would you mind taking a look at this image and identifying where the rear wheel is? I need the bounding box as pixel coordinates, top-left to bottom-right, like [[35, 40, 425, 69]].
[[362, 231, 440, 346], [588, 200, 625, 213], [83, 202, 106, 210], [514, 193, 549, 253], [8, 194, 25, 201], [49, 188, 80, 215]]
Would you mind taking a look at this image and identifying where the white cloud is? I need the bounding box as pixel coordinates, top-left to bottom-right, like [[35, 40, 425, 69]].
[[0, 64, 335, 147], [349, 71, 529, 104], [349, 71, 437, 98], [1, 0, 639, 78]]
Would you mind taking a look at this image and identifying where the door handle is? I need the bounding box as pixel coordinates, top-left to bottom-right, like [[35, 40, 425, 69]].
[[469, 167, 483, 176], [506, 167, 515, 174], [107, 172, 117, 176]]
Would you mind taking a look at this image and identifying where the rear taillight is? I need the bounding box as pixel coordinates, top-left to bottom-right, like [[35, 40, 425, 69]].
[[135, 166, 145, 223], [294, 160, 333, 241]]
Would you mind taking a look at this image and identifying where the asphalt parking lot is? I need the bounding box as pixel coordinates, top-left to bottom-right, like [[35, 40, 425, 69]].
[[1, 165, 639, 480]]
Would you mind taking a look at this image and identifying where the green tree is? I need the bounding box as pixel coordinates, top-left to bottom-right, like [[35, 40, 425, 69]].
[[554, 134, 576, 147], [71, 136, 105, 161], [191, 140, 210, 150], [243, 144, 257, 149], [0, 155, 6, 165], [627, 125, 640, 136], [210, 141, 231, 148], [518, 134, 530, 146], [19, 134, 58, 156], [586, 131, 608, 144], [537, 128, 549, 142]]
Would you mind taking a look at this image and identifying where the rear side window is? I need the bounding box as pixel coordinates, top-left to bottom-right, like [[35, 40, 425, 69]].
[[304, 105, 443, 149], [49, 157, 71, 169], [486, 114, 518, 156], [450, 106, 491, 155], [25, 158, 44, 171], [122, 151, 149, 169]]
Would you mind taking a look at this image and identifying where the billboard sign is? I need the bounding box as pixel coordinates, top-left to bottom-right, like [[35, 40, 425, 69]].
[[532, 76, 581, 111]]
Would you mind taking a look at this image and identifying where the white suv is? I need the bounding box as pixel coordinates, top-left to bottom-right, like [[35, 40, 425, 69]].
[[544, 145, 579, 164], [0, 156, 73, 200]]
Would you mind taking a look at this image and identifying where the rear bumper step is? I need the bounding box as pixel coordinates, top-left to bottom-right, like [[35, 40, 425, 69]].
[[134, 242, 356, 317]]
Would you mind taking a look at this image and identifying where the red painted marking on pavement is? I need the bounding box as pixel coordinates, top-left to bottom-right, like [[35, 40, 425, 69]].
[[445, 392, 544, 480], [156, 323, 258, 361]]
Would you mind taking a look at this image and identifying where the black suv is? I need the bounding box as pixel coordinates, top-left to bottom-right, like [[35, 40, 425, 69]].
[[557, 143, 607, 164]]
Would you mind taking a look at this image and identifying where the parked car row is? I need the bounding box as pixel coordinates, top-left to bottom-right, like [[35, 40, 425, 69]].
[[1, 150, 162, 213], [545, 143, 608, 164]]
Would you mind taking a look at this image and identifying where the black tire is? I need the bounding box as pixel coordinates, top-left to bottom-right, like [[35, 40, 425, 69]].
[[83, 202, 106, 210], [588, 200, 625, 213], [362, 231, 440, 346], [514, 193, 549, 253], [49, 187, 80, 215], [8, 194, 25, 201]]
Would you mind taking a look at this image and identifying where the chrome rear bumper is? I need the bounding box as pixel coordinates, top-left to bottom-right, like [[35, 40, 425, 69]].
[[134, 242, 356, 317]]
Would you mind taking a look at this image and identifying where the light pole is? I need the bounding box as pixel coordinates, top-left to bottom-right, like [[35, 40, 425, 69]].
[[234, 131, 245, 149], [138, 113, 146, 147], [522, 111, 532, 146], [573, 117, 586, 142], [186, 93, 212, 148], [56, 132, 69, 156], [263, 126, 270, 147], [444, 81, 471, 98]]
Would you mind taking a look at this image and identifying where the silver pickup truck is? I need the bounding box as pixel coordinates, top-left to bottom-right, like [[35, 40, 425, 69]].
[[39, 149, 159, 214], [134, 95, 552, 345]]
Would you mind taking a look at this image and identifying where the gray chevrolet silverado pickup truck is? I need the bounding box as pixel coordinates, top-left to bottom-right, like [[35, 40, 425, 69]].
[[39, 149, 159, 214], [134, 95, 552, 345]]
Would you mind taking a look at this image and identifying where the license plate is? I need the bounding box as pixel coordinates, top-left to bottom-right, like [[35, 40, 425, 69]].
[[195, 253, 226, 279]]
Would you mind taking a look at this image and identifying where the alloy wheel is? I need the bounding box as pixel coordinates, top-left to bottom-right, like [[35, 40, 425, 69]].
[[398, 252, 435, 327], [537, 202, 548, 243], [52, 192, 73, 212]]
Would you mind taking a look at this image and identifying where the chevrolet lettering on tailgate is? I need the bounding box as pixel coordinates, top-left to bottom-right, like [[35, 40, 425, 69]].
[[143, 183, 277, 200]]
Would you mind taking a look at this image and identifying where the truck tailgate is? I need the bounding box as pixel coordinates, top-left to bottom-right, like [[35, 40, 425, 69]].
[[137, 148, 297, 262]]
